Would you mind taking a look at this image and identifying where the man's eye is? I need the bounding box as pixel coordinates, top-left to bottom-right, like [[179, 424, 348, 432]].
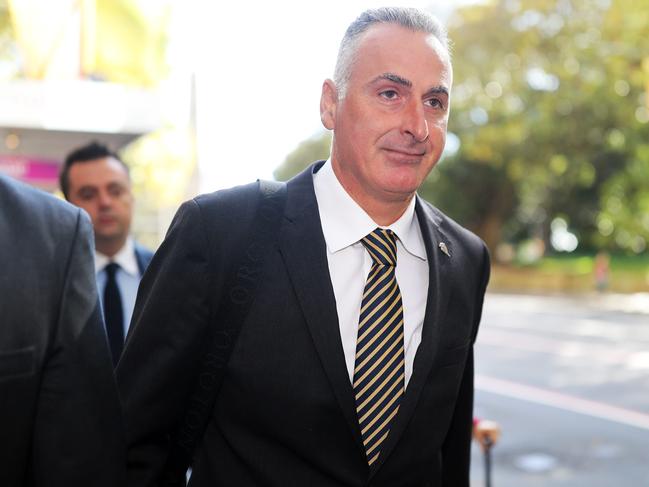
[[425, 98, 444, 109], [379, 90, 399, 100]]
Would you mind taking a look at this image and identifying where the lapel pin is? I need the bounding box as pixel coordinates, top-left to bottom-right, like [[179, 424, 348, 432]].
[[438, 242, 450, 257]]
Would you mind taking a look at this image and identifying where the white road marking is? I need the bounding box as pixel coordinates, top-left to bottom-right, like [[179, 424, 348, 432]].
[[476, 375, 649, 431], [477, 329, 646, 366]]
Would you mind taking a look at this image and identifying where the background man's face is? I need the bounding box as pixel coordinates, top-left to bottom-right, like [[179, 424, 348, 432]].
[[67, 157, 134, 250], [324, 23, 452, 209]]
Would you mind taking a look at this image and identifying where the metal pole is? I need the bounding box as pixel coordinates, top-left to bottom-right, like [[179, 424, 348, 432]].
[[484, 437, 493, 487]]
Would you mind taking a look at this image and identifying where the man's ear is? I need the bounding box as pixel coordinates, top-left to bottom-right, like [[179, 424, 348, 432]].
[[320, 79, 338, 130]]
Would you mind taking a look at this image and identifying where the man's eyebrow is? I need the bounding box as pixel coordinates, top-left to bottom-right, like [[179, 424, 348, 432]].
[[372, 73, 449, 98], [372, 72, 412, 87], [424, 86, 449, 98]]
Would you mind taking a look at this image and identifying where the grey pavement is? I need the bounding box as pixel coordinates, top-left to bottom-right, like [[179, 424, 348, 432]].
[[469, 292, 649, 486], [549, 291, 649, 315]]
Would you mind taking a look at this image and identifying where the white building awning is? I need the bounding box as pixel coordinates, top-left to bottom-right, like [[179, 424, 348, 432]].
[[0, 79, 162, 189]]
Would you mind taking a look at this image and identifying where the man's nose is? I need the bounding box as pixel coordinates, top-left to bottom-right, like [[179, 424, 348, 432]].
[[403, 100, 429, 143], [97, 191, 113, 207]]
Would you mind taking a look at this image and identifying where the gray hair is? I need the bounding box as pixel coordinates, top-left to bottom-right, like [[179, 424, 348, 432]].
[[333, 7, 450, 99]]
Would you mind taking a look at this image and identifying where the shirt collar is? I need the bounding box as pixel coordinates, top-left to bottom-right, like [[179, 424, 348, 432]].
[[95, 237, 140, 276], [313, 159, 426, 261]]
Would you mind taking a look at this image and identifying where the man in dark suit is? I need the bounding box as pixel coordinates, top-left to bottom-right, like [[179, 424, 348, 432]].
[[0, 174, 125, 486], [60, 142, 154, 366], [118, 7, 490, 486]]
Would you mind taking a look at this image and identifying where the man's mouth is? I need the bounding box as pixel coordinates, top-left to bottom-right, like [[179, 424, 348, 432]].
[[383, 147, 426, 157], [98, 216, 116, 225]]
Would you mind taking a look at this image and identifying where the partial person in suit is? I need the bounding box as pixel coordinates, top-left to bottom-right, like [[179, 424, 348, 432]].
[[118, 7, 490, 487], [60, 142, 154, 366], [0, 174, 125, 486]]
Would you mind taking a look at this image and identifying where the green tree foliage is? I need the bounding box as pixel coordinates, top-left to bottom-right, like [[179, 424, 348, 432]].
[[0, 1, 9, 37], [427, 0, 649, 254], [1, 0, 169, 86], [92, 0, 171, 86], [274, 131, 331, 181], [0, 0, 18, 77]]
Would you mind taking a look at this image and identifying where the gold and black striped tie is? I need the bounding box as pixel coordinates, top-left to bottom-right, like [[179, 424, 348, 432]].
[[353, 228, 405, 466]]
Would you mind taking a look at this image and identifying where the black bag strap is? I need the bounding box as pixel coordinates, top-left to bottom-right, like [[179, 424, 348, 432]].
[[160, 179, 287, 486]]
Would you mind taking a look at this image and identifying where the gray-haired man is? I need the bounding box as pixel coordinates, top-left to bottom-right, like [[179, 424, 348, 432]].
[[118, 7, 489, 486]]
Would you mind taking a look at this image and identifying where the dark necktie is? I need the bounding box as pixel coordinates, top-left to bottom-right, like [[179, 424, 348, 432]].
[[353, 228, 405, 467], [103, 262, 124, 366]]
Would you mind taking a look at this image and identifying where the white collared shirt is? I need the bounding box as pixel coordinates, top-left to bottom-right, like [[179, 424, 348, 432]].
[[313, 160, 429, 387], [95, 237, 141, 336]]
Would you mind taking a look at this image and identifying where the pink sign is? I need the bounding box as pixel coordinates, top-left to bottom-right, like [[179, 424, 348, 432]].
[[0, 155, 60, 188]]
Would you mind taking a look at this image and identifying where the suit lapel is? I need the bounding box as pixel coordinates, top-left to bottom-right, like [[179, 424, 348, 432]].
[[278, 163, 366, 453], [134, 244, 152, 276], [134, 246, 145, 276], [369, 197, 454, 476]]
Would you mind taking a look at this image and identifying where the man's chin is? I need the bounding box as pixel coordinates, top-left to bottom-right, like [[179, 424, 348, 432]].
[[381, 171, 427, 195], [96, 231, 126, 244], [377, 182, 420, 204]]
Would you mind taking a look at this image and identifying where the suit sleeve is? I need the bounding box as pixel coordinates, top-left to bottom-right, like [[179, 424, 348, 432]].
[[441, 241, 490, 487], [117, 200, 215, 487], [31, 209, 126, 487]]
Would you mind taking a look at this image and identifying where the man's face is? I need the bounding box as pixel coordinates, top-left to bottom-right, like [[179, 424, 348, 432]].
[[67, 157, 134, 250], [321, 23, 452, 211]]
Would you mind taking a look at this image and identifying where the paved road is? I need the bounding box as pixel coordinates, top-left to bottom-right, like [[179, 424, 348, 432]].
[[469, 293, 649, 486]]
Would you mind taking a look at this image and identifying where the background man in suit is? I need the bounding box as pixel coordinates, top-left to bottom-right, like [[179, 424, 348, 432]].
[[0, 174, 125, 486], [118, 7, 490, 486], [60, 142, 153, 366]]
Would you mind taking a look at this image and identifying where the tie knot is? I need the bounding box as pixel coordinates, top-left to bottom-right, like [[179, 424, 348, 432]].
[[105, 262, 120, 278], [361, 228, 398, 266]]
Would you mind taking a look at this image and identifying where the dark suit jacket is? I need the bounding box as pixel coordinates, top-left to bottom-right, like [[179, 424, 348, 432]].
[[0, 175, 126, 487], [134, 243, 154, 277], [117, 162, 490, 487]]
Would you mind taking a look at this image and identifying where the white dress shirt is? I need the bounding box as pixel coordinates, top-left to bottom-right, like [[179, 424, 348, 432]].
[[95, 237, 141, 336], [313, 160, 429, 387]]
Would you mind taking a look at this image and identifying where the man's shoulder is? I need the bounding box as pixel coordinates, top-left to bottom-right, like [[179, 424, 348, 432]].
[[192, 181, 260, 216], [190, 178, 291, 228], [416, 196, 486, 252], [0, 174, 83, 236], [165, 182, 265, 250], [0, 176, 93, 286]]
